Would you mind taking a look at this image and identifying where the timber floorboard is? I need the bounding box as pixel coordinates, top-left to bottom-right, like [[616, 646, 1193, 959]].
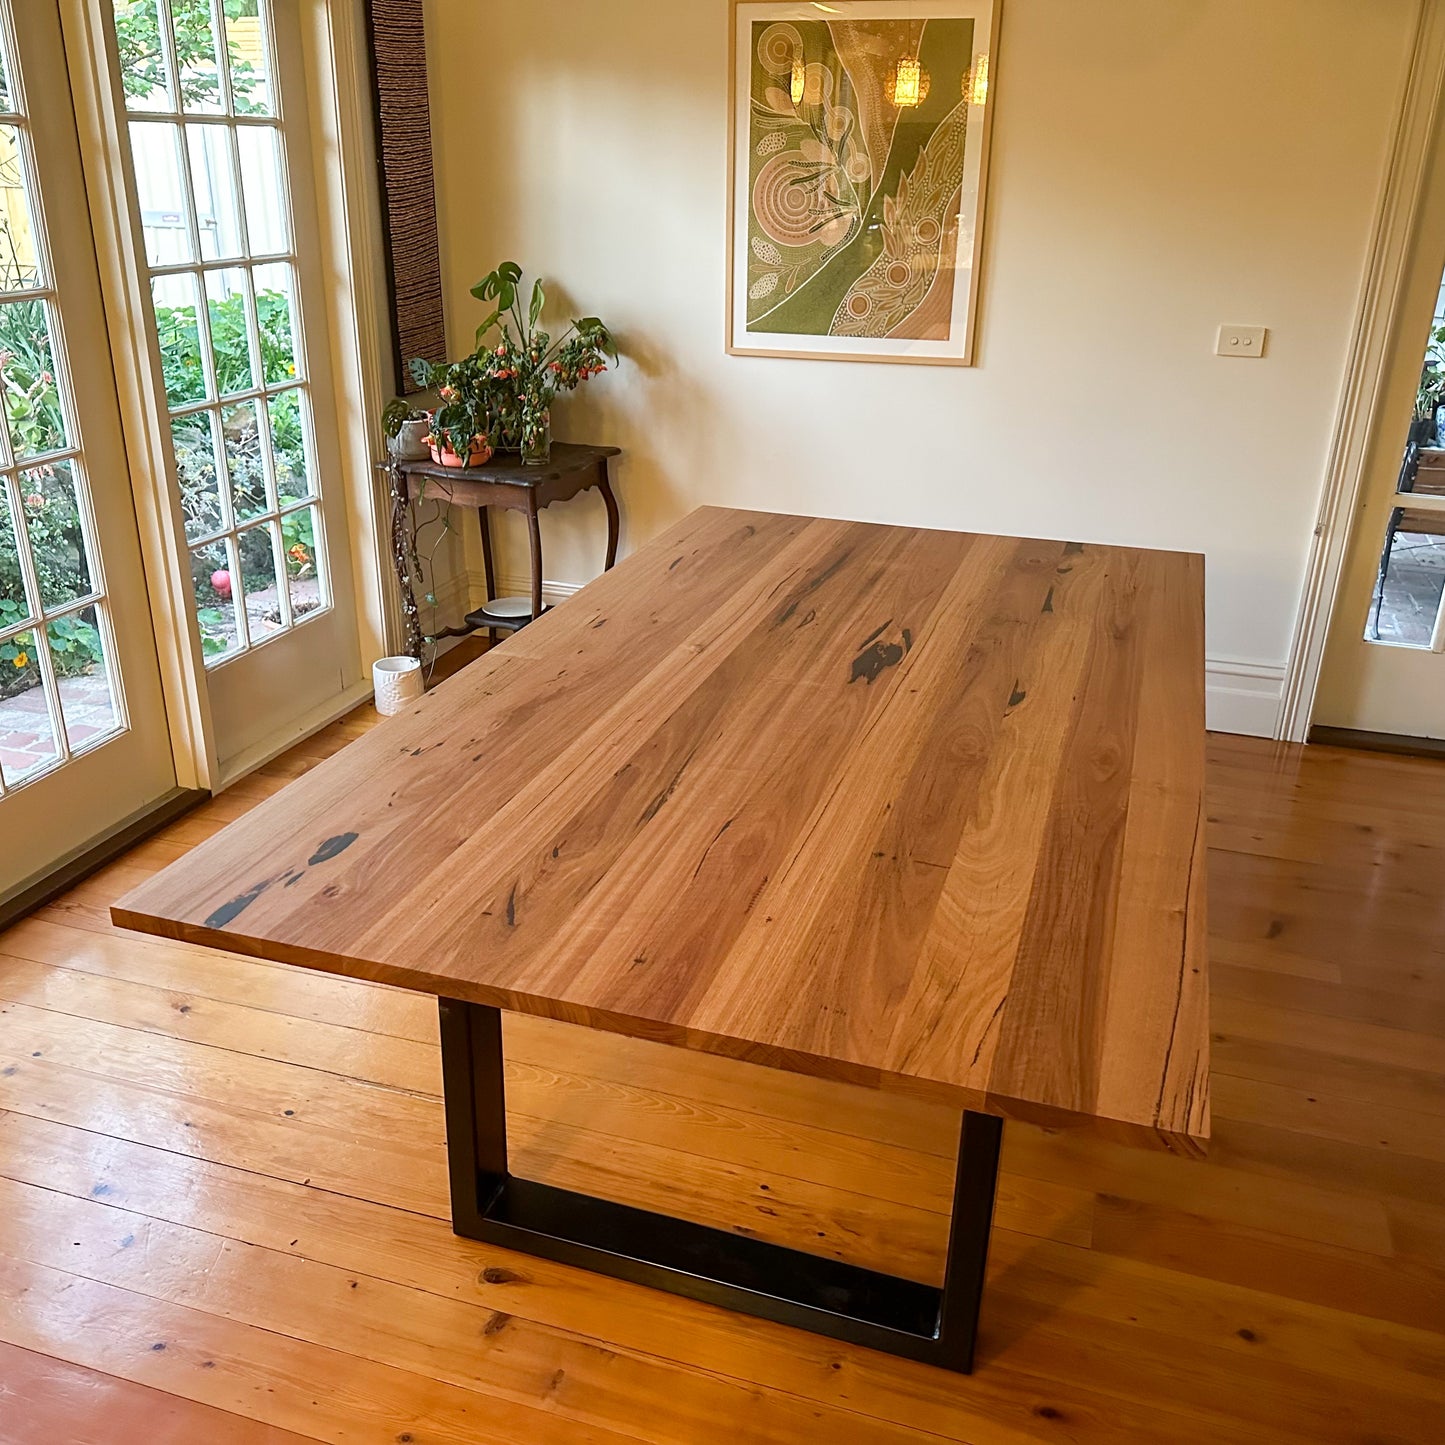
[[0, 645, 1443, 1442]]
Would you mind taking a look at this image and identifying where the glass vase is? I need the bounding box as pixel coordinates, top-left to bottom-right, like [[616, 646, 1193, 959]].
[[521, 408, 552, 467]]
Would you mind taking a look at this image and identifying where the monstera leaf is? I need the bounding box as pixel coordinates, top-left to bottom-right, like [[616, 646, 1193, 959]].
[[471, 261, 524, 344], [471, 261, 523, 309], [408, 356, 440, 389]]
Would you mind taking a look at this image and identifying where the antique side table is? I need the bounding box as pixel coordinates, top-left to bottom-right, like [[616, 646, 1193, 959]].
[[388, 443, 621, 658]]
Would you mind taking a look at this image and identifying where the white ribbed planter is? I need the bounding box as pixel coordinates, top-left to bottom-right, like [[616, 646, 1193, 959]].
[[373, 656, 423, 716]]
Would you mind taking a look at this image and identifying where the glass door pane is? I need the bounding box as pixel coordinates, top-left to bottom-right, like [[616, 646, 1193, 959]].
[[0, 0, 176, 903], [111, 0, 329, 671], [1365, 282, 1445, 651], [0, 20, 123, 796]]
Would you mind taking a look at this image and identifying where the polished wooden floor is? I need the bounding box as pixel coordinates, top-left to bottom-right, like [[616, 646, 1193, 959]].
[[0, 658, 1442, 1442]]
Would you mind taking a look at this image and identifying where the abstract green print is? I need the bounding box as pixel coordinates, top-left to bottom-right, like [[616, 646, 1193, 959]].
[[745, 17, 974, 341]]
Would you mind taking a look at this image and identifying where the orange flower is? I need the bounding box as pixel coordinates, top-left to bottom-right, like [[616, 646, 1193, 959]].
[[12, 651, 27, 669]]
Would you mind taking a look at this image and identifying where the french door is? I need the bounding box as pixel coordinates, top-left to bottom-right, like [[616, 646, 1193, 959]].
[[1317, 91, 1445, 741], [101, 0, 361, 775], [0, 0, 176, 902]]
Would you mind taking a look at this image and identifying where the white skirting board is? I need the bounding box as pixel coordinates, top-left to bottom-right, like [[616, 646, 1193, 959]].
[[473, 571, 1287, 739], [490, 573, 585, 609], [1205, 656, 1286, 738]]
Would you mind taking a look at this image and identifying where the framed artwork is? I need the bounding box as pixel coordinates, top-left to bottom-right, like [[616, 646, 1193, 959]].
[[728, 0, 999, 366]]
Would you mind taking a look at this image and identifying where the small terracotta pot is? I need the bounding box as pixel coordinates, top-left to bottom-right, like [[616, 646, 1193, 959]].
[[429, 438, 494, 469]]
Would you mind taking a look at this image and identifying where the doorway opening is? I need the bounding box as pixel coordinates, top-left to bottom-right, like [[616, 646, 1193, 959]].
[[1372, 272, 1445, 650]]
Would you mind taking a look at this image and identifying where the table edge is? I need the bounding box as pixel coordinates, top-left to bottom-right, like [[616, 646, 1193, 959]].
[[109, 903, 1209, 1159]]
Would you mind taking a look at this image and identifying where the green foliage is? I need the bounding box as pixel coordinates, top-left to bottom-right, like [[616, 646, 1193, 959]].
[[410, 353, 505, 457], [0, 301, 66, 458], [0, 625, 37, 699], [255, 290, 296, 383], [382, 397, 426, 439], [112, 1, 265, 114], [280, 507, 313, 559], [1417, 324, 1445, 430], [0, 605, 104, 702], [206, 291, 256, 391], [0, 305, 104, 698], [196, 605, 230, 657], [155, 286, 295, 408], [46, 613, 104, 676], [160, 287, 305, 544], [413, 262, 617, 459]]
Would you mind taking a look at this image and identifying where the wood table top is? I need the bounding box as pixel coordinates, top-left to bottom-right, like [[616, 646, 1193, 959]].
[[115, 507, 1208, 1153]]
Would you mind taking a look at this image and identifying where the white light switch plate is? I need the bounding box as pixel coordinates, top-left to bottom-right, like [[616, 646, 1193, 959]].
[[1216, 325, 1268, 358]]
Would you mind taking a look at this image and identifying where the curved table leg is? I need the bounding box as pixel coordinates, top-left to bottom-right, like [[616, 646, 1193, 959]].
[[527, 503, 544, 622], [599, 471, 620, 571], [478, 506, 498, 647]]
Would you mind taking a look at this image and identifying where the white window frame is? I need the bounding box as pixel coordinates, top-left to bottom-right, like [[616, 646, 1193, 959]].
[[0, 0, 127, 795]]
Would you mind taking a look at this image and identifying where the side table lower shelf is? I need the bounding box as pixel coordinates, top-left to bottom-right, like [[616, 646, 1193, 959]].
[[386, 443, 620, 660], [462, 597, 546, 636]]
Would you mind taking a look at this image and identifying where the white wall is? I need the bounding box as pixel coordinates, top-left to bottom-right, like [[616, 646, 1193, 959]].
[[424, 0, 1417, 735]]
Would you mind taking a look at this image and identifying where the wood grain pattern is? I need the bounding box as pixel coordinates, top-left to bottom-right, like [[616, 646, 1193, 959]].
[[113, 508, 1208, 1151], [0, 1339, 317, 1444]]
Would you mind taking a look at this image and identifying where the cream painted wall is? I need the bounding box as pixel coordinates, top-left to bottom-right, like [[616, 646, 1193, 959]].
[[423, 0, 1416, 734]]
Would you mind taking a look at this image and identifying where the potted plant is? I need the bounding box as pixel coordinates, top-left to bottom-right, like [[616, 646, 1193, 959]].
[[407, 356, 496, 468], [382, 398, 431, 461], [1413, 323, 1445, 446], [405, 265, 616, 469], [467, 261, 616, 465]]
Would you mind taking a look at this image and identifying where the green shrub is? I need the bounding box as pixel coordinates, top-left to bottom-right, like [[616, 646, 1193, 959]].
[[0, 303, 104, 699], [0, 285, 303, 695], [113, 1, 265, 114]]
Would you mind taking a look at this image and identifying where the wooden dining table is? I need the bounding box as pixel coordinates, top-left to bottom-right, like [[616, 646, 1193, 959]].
[[114, 506, 1209, 1375]]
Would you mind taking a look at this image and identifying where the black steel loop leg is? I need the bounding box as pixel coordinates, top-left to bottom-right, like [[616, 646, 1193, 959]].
[[438, 997, 1001, 1373], [938, 1108, 1003, 1372], [439, 998, 507, 1229]]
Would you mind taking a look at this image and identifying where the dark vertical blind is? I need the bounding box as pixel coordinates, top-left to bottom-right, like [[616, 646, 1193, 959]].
[[365, 0, 447, 395]]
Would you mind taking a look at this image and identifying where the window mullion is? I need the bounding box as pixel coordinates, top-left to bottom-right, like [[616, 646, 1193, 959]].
[[184, 269, 223, 429], [225, 532, 250, 653], [270, 522, 293, 632], [211, 0, 236, 116], [254, 369, 280, 514], [31, 617, 71, 766], [172, 127, 207, 275], [226, 127, 252, 259], [210, 406, 236, 535], [155, 0, 183, 114], [4, 471, 43, 628], [240, 264, 266, 405]]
